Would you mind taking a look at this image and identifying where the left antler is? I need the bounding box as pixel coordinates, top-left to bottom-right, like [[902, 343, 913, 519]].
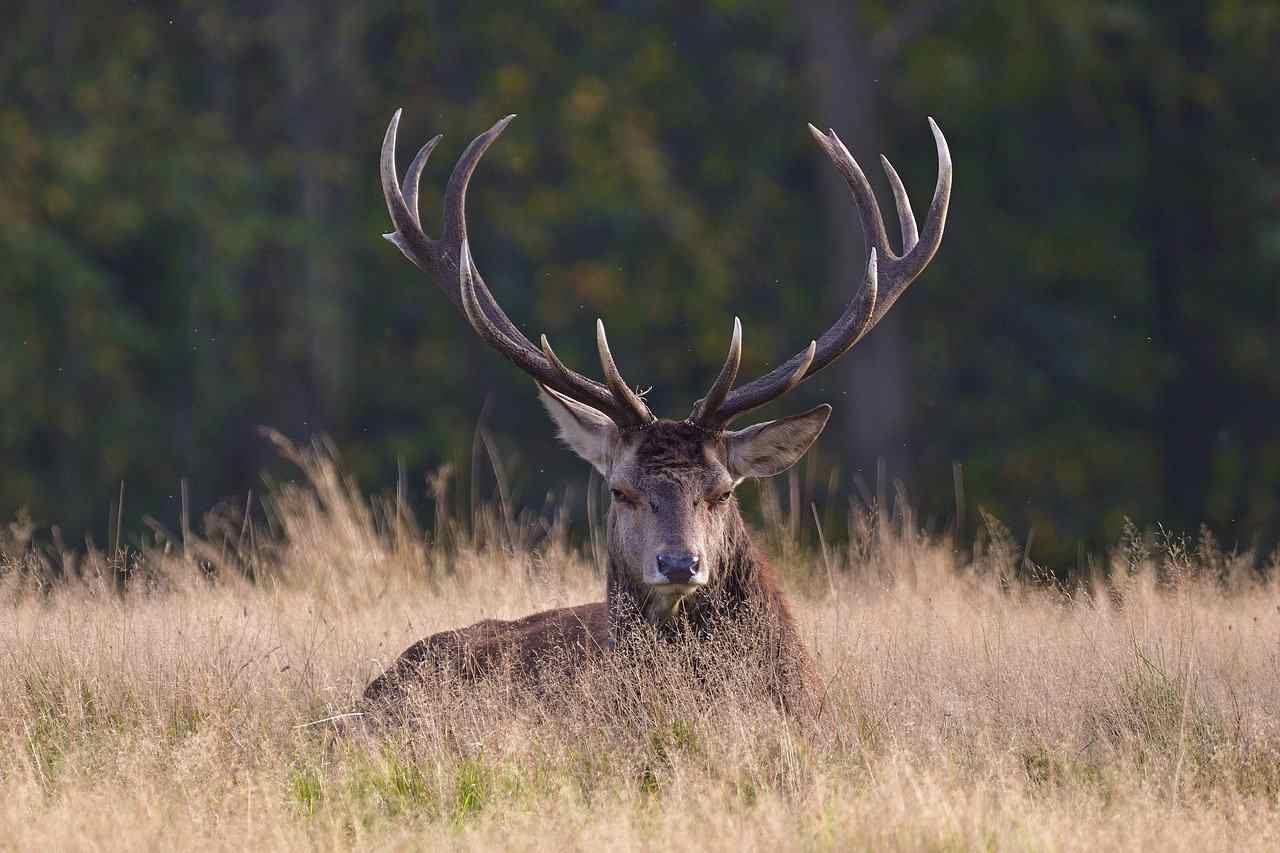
[[691, 118, 952, 429]]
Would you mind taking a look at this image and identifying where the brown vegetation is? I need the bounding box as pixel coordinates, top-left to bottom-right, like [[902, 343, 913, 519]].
[[3, 443, 1280, 850]]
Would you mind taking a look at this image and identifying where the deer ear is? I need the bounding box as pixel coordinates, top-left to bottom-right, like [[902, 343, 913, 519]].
[[537, 384, 617, 475], [724, 405, 832, 480]]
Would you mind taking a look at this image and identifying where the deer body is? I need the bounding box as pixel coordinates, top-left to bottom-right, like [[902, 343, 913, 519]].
[[362, 107, 952, 712], [363, 602, 609, 701]]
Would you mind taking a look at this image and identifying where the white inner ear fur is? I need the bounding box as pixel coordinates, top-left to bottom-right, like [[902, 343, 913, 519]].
[[537, 384, 618, 475], [724, 404, 832, 480]]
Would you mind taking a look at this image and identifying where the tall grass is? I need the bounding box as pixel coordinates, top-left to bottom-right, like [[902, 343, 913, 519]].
[[2, 440, 1279, 851]]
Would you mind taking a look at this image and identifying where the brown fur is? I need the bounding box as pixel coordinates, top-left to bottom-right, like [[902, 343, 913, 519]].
[[363, 602, 609, 702]]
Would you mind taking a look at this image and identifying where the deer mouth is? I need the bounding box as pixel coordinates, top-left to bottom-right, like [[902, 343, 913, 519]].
[[650, 580, 702, 595]]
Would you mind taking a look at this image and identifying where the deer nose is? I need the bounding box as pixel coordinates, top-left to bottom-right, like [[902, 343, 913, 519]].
[[656, 551, 700, 584]]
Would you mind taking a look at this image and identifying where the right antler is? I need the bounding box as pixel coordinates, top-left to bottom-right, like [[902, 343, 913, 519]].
[[691, 118, 952, 429], [380, 110, 654, 428]]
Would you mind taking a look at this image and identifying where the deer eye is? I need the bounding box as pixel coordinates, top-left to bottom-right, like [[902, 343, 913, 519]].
[[710, 491, 733, 505], [610, 488, 637, 506]]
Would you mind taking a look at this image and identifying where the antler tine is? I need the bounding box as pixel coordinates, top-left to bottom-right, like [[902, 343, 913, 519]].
[[596, 320, 655, 426], [442, 114, 516, 244], [540, 334, 586, 392], [402, 134, 442, 228], [383, 110, 651, 428], [539, 330, 650, 427], [690, 317, 742, 423], [880, 155, 919, 254]]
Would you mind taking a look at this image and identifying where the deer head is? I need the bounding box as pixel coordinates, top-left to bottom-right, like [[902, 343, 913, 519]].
[[380, 109, 951, 622]]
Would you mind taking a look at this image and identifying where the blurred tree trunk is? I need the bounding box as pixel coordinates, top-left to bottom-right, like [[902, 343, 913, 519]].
[[1146, 10, 1219, 534], [803, 0, 956, 502], [803, 1, 914, 493], [270, 0, 365, 437]]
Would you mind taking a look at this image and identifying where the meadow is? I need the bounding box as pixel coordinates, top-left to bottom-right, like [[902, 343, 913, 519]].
[[2, 440, 1278, 852]]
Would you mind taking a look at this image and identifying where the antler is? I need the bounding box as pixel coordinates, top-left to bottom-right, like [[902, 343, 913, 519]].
[[691, 118, 952, 429], [380, 110, 654, 428]]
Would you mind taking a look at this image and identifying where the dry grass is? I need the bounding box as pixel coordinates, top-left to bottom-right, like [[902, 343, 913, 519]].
[[2, 443, 1279, 852]]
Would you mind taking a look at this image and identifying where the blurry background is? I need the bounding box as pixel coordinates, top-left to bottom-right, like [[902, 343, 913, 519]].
[[2, 1, 1278, 570]]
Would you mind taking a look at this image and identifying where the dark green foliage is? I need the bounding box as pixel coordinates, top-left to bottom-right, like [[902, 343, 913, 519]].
[[2, 1, 1278, 569]]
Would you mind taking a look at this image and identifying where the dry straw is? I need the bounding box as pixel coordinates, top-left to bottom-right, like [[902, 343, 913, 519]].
[[2, 440, 1278, 851]]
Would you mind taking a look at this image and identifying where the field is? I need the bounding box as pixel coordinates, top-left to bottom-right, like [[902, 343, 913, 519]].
[[3, 443, 1279, 852]]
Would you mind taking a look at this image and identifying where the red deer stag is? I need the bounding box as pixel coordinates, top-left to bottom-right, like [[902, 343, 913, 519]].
[[364, 109, 951, 713]]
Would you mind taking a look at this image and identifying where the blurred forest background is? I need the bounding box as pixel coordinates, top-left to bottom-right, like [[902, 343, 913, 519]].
[[2, 1, 1279, 570]]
